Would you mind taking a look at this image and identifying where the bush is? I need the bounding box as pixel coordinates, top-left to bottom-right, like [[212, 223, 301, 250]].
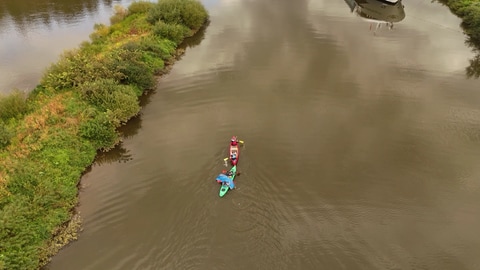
[[0, 195, 42, 270], [79, 113, 118, 150], [108, 12, 151, 39], [41, 49, 123, 91], [43, 47, 157, 93], [104, 48, 157, 90], [153, 21, 191, 45], [0, 122, 12, 148], [41, 50, 88, 90], [142, 52, 165, 73], [78, 79, 141, 126], [110, 5, 129, 25], [0, 90, 27, 121], [89, 23, 110, 45], [128, 1, 155, 14], [138, 36, 177, 60], [177, 0, 209, 30], [121, 41, 166, 73], [147, 0, 208, 30]]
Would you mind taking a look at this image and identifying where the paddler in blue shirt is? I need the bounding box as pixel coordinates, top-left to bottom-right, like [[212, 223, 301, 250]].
[[224, 177, 235, 189]]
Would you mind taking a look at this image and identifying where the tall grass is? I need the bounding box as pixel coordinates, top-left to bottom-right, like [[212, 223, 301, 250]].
[[0, 0, 208, 268]]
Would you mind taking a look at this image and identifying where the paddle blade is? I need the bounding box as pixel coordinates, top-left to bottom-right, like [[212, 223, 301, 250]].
[[223, 157, 229, 161], [239, 140, 244, 144]]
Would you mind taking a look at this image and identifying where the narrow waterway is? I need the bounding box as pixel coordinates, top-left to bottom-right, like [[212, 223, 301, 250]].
[[2, 0, 480, 269]]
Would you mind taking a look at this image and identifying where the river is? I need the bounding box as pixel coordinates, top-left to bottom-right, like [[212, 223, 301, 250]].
[[2, 0, 480, 269]]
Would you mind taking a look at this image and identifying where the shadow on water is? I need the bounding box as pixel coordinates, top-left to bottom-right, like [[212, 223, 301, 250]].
[[179, 19, 210, 49], [92, 88, 155, 166]]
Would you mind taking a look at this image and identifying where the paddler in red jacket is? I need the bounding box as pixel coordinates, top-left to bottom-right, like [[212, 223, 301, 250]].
[[230, 136, 239, 146]]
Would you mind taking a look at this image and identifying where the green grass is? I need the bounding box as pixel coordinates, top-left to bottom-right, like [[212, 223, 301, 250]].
[[0, 0, 209, 268]]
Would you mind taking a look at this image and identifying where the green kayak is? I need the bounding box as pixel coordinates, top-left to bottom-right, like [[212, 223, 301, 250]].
[[219, 165, 237, 197]]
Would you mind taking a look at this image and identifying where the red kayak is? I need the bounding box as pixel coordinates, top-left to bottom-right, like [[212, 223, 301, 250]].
[[229, 136, 240, 165]]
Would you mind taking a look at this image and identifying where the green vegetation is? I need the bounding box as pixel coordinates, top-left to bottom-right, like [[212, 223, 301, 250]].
[[0, 0, 208, 269], [436, 0, 480, 78]]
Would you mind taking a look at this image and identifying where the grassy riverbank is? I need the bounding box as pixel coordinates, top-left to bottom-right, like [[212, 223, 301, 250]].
[[0, 0, 208, 269], [436, 0, 480, 78]]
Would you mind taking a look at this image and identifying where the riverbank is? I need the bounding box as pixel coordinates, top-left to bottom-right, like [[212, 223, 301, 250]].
[[0, 1, 209, 269], [436, 0, 480, 78]]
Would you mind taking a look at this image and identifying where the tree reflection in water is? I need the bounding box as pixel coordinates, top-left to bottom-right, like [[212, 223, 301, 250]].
[[465, 47, 480, 79], [344, 0, 480, 79], [0, 0, 115, 29], [92, 87, 155, 166], [434, 0, 480, 79], [345, 0, 405, 35]]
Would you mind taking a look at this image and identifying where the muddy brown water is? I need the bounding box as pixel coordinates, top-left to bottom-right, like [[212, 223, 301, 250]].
[[2, 0, 480, 269]]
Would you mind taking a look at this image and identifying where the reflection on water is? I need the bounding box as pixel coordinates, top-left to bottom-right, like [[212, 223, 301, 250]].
[[0, 0, 114, 29], [433, 0, 480, 79], [466, 54, 480, 78], [89, 24, 208, 167], [0, 0, 132, 94], [94, 144, 134, 166], [345, 0, 405, 32], [180, 20, 210, 49], [343, 0, 480, 78], [464, 33, 480, 79]]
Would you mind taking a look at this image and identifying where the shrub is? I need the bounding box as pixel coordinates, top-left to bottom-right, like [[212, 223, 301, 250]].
[[0, 195, 42, 270], [41, 49, 127, 91], [79, 113, 118, 150], [142, 52, 165, 73], [110, 5, 129, 25], [78, 79, 141, 126], [0, 121, 12, 148], [177, 0, 209, 30], [104, 48, 157, 90], [147, 0, 208, 30], [0, 90, 27, 121], [128, 1, 155, 14], [89, 23, 110, 44], [153, 21, 191, 45], [125, 15, 152, 35], [138, 36, 177, 60], [108, 13, 151, 40]]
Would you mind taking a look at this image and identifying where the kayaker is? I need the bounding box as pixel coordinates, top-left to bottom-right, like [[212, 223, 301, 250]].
[[231, 153, 237, 161], [226, 171, 234, 177], [230, 136, 239, 146], [225, 178, 236, 189]]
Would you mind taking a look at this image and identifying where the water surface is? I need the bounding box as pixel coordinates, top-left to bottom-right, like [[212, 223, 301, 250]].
[[0, 0, 135, 93], [5, 0, 479, 269]]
